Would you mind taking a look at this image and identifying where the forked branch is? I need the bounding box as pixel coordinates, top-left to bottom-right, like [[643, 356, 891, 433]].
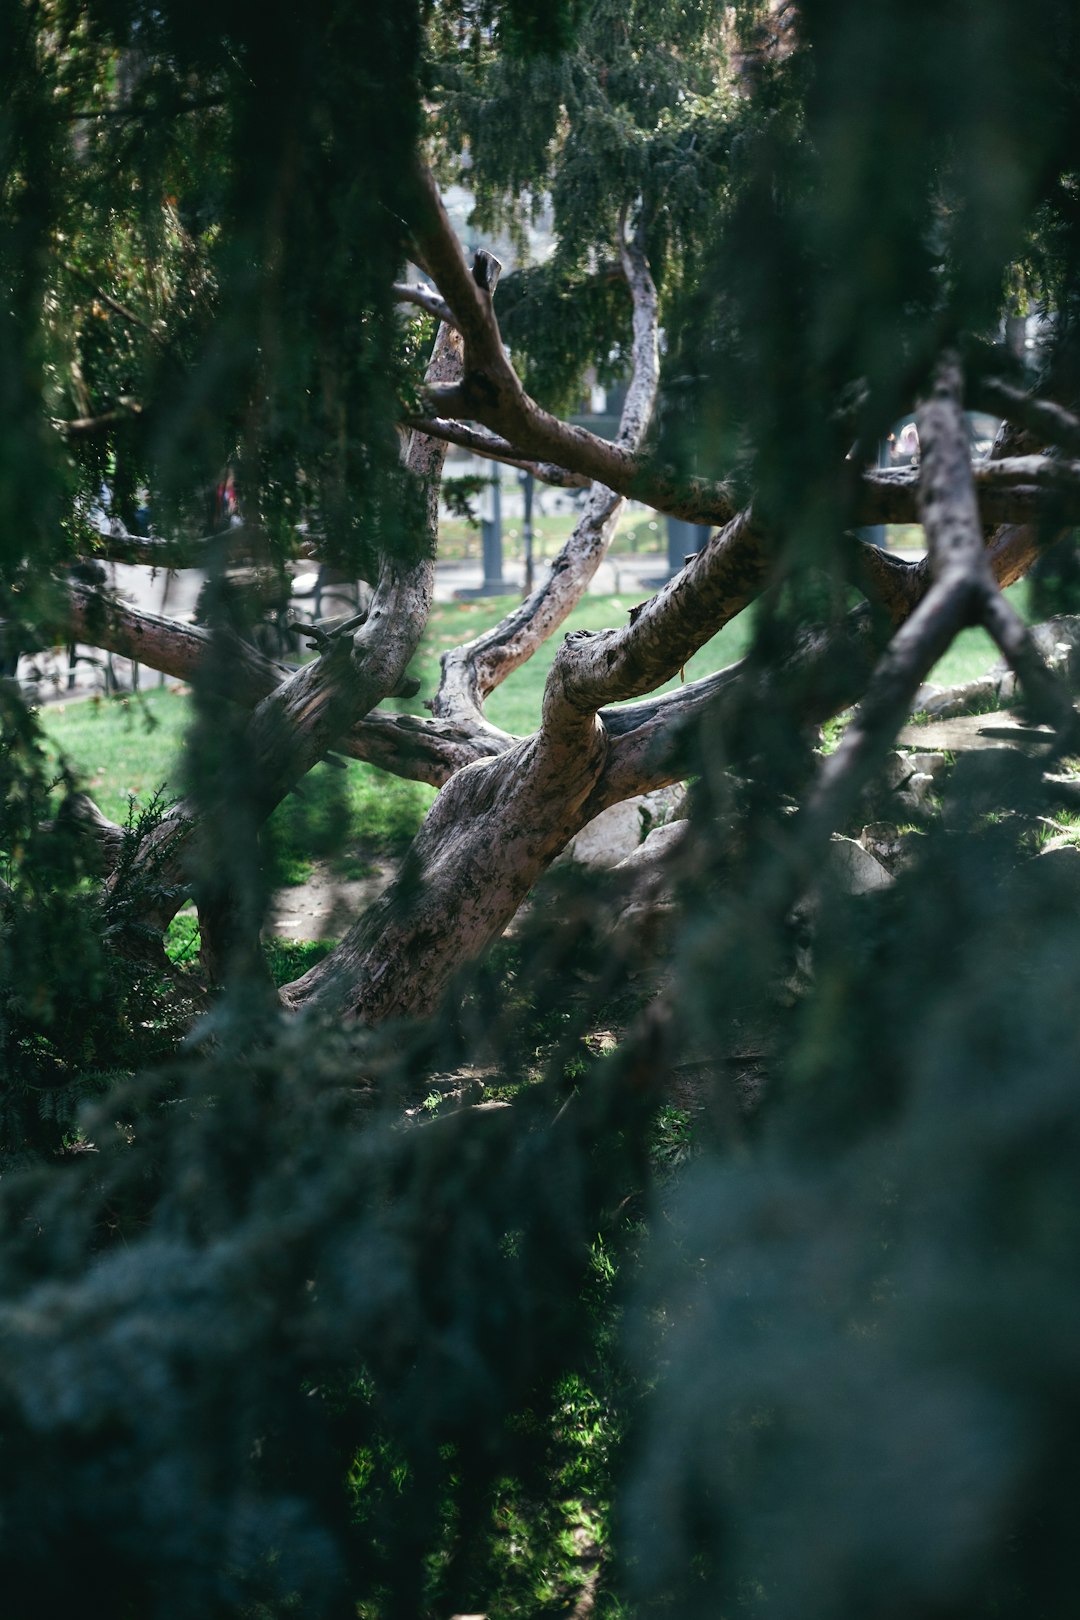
[[433, 217, 662, 725], [408, 163, 737, 526], [804, 356, 1079, 849]]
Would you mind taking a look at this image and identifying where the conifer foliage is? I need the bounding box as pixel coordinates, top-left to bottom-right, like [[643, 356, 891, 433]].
[[4, 2, 1080, 1615]]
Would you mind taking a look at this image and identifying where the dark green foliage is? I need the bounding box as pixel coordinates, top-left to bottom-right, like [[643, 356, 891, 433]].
[[0, 687, 191, 1162], [440, 472, 490, 526], [5, 0, 428, 579], [0, 998, 651, 1619], [621, 751, 1080, 1618], [661, 0, 1080, 603], [432, 0, 734, 409], [1029, 532, 1080, 618], [7, 2, 1080, 1616]]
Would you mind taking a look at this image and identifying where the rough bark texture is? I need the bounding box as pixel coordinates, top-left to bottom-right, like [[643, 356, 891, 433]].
[[66, 583, 288, 704], [48, 173, 1080, 1026], [281, 723, 607, 1023], [434, 227, 661, 725], [804, 357, 1078, 851]]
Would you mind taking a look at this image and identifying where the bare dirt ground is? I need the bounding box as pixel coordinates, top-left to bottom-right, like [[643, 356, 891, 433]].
[[267, 863, 395, 940]]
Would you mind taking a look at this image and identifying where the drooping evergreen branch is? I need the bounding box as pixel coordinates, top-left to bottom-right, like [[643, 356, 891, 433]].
[[115, 318, 467, 934], [61, 261, 169, 343]]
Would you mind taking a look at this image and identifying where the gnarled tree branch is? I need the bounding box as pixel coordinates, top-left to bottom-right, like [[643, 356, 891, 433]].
[[433, 219, 662, 725], [858, 453, 1080, 527], [409, 163, 738, 527], [973, 377, 1080, 459], [402, 415, 590, 489], [804, 356, 1079, 850]]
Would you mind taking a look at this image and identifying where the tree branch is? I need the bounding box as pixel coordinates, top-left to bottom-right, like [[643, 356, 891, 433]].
[[216, 317, 468, 820], [77, 524, 261, 568], [402, 415, 590, 488], [62, 577, 512, 789], [53, 398, 144, 439], [433, 219, 662, 724], [409, 172, 1080, 535], [858, 453, 1080, 526], [851, 541, 926, 624], [116, 317, 467, 935], [61, 94, 225, 121], [803, 356, 1079, 849], [547, 506, 768, 720], [278, 352, 1080, 1025], [61, 261, 169, 343], [409, 163, 737, 526], [594, 458, 1080, 811], [974, 377, 1080, 458], [62, 583, 287, 701], [392, 281, 456, 326]]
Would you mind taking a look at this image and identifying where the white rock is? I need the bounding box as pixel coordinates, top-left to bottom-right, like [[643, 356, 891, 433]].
[[882, 751, 915, 790], [615, 818, 688, 874], [905, 751, 947, 778], [566, 786, 687, 868], [828, 835, 894, 894]]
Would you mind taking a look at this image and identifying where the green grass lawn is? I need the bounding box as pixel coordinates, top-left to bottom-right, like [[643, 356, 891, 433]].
[[400, 591, 759, 737], [437, 494, 666, 564], [40, 687, 436, 884], [39, 581, 1033, 879]]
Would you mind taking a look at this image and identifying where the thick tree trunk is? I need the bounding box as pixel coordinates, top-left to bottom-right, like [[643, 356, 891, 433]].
[[281, 718, 607, 1022], [45, 176, 1080, 1024]]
